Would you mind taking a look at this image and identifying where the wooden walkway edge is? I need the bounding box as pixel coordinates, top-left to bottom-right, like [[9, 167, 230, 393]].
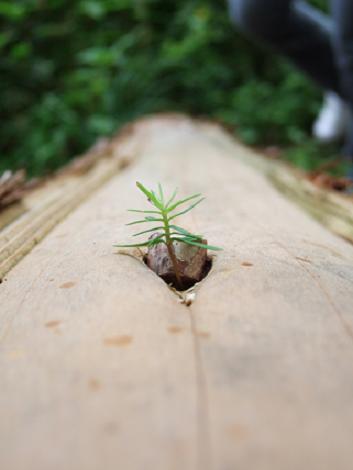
[[1, 115, 353, 470], [0, 134, 134, 281], [1, 115, 353, 282]]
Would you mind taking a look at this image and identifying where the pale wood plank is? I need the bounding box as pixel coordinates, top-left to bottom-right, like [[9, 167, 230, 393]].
[[199, 121, 353, 243], [1, 115, 353, 470], [0, 154, 131, 281]]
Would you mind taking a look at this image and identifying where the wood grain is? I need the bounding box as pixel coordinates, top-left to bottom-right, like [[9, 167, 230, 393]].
[[0, 153, 132, 281], [1, 115, 353, 470], [198, 121, 353, 243]]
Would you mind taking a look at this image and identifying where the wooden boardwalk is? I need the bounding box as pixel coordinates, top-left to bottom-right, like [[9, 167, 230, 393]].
[[1, 116, 353, 470]]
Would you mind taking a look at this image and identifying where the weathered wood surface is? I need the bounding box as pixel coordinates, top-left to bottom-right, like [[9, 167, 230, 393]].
[[270, 165, 353, 241], [200, 122, 353, 243], [0, 145, 132, 280], [1, 115, 353, 470], [0, 170, 26, 210]]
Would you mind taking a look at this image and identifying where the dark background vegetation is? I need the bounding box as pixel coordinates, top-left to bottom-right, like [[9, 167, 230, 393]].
[[1, 0, 334, 177]]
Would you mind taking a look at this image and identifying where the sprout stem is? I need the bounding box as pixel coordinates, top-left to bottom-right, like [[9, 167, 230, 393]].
[[162, 210, 183, 290]]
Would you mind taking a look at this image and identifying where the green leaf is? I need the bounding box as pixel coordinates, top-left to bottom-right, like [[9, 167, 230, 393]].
[[176, 238, 222, 251], [114, 234, 165, 249], [128, 209, 161, 215], [169, 198, 204, 220], [148, 235, 165, 246], [114, 241, 152, 248], [136, 182, 162, 210], [169, 234, 203, 242], [158, 182, 164, 203], [126, 217, 164, 226], [133, 226, 165, 237], [167, 193, 202, 213], [166, 188, 178, 208], [169, 225, 202, 238], [151, 190, 162, 208], [136, 181, 153, 199], [0, 2, 25, 20]]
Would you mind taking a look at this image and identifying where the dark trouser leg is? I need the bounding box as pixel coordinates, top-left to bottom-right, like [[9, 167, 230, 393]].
[[228, 0, 340, 92], [228, 0, 353, 163], [330, 0, 353, 157]]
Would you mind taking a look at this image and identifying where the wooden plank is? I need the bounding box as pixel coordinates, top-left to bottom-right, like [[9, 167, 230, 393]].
[[0, 203, 26, 232], [0, 150, 133, 281], [0, 170, 26, 210], [269, 166, 353, 241], [198, 121, 353, 242], [1, 115, 353, 470]]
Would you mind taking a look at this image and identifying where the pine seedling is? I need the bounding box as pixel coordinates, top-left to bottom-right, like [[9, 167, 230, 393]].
[[114, 182, 222, 288]]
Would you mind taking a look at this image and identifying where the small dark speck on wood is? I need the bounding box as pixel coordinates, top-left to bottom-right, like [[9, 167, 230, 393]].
[[145, 233, 210, 290]]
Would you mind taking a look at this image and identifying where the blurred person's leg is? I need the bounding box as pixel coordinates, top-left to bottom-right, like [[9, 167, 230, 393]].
[[228, 0, 340, 92], [312, 91, 348, 143], [330, 0, 353, 161], [228, 0, 353, 174]]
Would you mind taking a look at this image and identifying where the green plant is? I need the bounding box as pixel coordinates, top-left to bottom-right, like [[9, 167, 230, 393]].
[[1, 0, 330, 178], [114, 181, 221, 288]]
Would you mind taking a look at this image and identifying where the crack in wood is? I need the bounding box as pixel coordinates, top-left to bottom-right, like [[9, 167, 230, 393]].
[[188, 307, 213, 470]]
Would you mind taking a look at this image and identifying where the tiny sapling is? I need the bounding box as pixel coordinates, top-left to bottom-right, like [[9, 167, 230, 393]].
[[114, 182, 222, 289]]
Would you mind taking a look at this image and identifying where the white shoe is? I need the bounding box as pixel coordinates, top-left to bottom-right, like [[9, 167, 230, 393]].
[[312, 92, 349, 143]]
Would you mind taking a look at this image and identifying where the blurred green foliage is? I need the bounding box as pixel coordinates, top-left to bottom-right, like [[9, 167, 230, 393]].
[[0, 0, 335, 177]]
